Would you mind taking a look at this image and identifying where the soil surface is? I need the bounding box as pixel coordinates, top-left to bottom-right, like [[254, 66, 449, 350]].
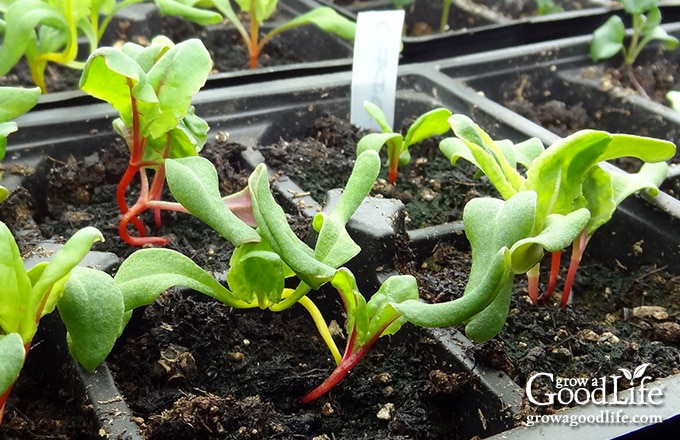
[[495, 47, 680, 153], [258, 112, 499, 229]]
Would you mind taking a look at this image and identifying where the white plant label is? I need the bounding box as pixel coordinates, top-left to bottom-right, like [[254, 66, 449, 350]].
[[350, 10, 405, 131]]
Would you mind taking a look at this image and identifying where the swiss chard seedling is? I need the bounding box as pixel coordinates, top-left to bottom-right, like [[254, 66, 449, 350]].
[[590, 0, 679, 97], [396, 115, 675, 343], [178, 0, 356, 69], [441, 114, 674, 308], [357, 101, 452, 184], [0, 225, 129, 425], [79, 36, 237, 246], [109, 150, 416, 400]]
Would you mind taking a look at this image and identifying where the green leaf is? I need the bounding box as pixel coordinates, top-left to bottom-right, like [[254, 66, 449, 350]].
[[590, 15, 625, 62], [356, 132, 403, 157], [622, 0, 657, 14], [395, 247, 512, 328], [445, 114, 524, 198], [666, 90, 680, 111], [0, 222, 32, 336], [145, 38, 212, 140], [227, 249, 285, 308], [114, 248, 247, 310], [248, 164, 336, 289], [464, 277, 513, 342], [80, 46, 157, 128], [20, 227, 103, 342], [0, 86, 41, 123], [313, 150, 380, 268], [165, 157, 260, 246], [155, 0, 224, 25], [58, 267, 125, 371], [510, 208, 591, 273], [268, 7, 355, 41], [0, 333, 25, 395], [403, 108, 452, 147], [522, 130, 611, 224], [331, 268, 418, 347], [234, 0, 277, 25], [0, 86, 41, 159]]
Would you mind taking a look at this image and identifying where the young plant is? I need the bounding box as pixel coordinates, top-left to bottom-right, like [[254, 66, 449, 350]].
[[0, 225, 128, 425], [109, 150, 416, 401], [357, 101, 452, 184], [396, 116, 674, 342], [79, 36, 218, 246], [439, 114, 675, 309], [590, 0, 679, 97], [178, 0, 356, 69]]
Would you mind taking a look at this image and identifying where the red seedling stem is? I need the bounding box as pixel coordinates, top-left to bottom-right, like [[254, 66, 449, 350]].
[[300, 318, 398, 404], [116, 79, 182, 246], [559, 229, 589, 308], [248, 0, 260, 69]]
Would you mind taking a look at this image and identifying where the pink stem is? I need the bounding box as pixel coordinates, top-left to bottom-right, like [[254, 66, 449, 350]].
[[560, 230, 589, 308]]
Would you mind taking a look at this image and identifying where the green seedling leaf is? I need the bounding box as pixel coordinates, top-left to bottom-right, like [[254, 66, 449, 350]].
[[155, 0, 224, 25], [59, 267, 125, 371], [395, 247, 512, 328], [0, 86, 41, 159], [313, 150, 381, 268], [403, 108, 452, 147], [591, 15, 625, 61], [0, 333, 25, 395], [114, 248, 247, 310], [19, 227, 104, 342], [249, 164, 336, 289], [666, 90, 680, 112], [623, 0, 658, 15], [510, 208, 591, 273], [332, 268, 418, 346], [234, 0, 277, 25], [165, 156, 260, 246], [227, 248, 285, 308], [444, 114, 525, 198], [269, 7, 357, 41], [145, 38, 212, 140], [0, 222, 32, 336], [360, 102, 450, 183]]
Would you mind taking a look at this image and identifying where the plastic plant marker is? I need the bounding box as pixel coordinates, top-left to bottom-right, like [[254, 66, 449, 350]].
[[349, 10, 405, 131]]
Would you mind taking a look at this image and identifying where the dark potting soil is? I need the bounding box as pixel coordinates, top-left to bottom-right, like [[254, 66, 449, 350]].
[[474, 0, 596, 18], [106, 287, 487, 440], [499, 48, 679, 140], [257, 112, 499, 229], [395, 239, 680, 418]]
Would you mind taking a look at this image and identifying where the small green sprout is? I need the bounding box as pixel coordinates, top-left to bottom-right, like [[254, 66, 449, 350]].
[[357, 101, 452, 184], [590, 0, 679, 97]]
